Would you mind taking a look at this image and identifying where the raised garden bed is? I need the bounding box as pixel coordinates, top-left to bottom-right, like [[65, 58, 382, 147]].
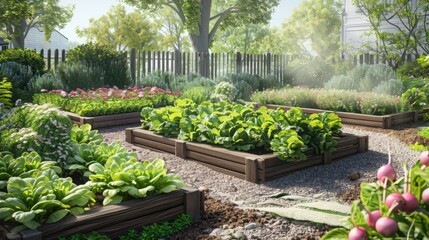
[[125, 128, 368, 183], [254, 104, 426, 129], [65, 111, 141, 129], [0, 187, 203, 240]]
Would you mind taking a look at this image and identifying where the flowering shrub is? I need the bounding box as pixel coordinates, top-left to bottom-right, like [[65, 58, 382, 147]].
[[34, 86, 181, 117], [251, 88, 402, 115]]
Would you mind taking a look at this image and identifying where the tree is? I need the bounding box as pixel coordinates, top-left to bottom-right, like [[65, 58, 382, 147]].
[[156, 8, 192, 52], [77, 5, 161, 51], [123, 0, 280, 53], [353, 0, 429, 68], [211, 24, 270, 55], [0, 0, 74, 49], [279, 0, 342, 61]]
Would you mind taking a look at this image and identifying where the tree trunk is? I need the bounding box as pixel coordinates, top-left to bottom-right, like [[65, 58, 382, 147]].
[[10, 18, 27, 48], [188, 0, 211, 77]]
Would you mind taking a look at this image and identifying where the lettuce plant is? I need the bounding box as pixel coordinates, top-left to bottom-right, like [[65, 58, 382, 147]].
[[141, 99, 342, 161], [0, 152, 61, 190], [70, 124, 104, 145], [86, 155, 184, 206], [0, 170, 95, 232]]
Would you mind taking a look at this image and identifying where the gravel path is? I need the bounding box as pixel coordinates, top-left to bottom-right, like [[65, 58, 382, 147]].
[[99, 124, 419, 239]]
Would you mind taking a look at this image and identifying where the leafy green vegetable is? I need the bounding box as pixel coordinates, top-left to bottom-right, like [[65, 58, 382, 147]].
[[86, 155, 184, 205], [141, 99, 342, 161], [70, 124, 104, 145], [0, 170, 95, 232], [0, 152, 61, 190]]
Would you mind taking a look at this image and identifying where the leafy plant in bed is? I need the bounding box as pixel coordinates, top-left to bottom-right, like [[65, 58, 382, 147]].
[[0, 103, 185, 234], [141, 99, 342, 161], [33, 86, 181, 117]]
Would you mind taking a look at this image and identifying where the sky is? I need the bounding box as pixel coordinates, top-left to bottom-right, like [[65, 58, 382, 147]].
[[59, 0, 302, 44]]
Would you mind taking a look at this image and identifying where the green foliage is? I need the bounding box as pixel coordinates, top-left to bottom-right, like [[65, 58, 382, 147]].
[[70, 124, 104, 145], [0, 104, 73, 163], [0, 61, 35, 102], [290, 58, 335, 88], [259, 75, 285, 91], [397, 61, 429, 80], [58, 214, 192, 240], [28, 73, 63, 93], [33, 88, 179, 117], [0, 78, 13, 108], [76, 5, 161, 51], [138, 71, 175, 89], [180, 85, 212, 104], [56, 62, 104, 92], [324, 64, 397, 93], [86, 157, 184, 206], [0, 152, 61, 190], [400, 87, 428, 112], [0, 170, 95, 232], [66, 43, 131, 88], [211, 81, 238, 102], [372, 79, 404, 96], [409, 127, 429, 151], [141, 100, 342, 161], [0, 48, 45, 74], [322, 160, 429, 239], [251, 88, 402, 115]]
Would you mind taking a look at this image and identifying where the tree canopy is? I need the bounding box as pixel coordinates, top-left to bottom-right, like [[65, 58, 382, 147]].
[[77, 5, 161, 51], [353, 0, 429, 68], [122, 0, 280, 52], [278, 0, 342, 60], [0, 0, 74, 48]]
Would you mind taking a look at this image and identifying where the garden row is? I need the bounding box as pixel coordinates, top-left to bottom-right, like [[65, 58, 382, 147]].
[[0, 104, 202, 239]]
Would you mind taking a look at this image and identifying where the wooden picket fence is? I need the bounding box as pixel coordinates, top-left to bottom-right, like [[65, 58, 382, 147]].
[[39, 49, 291, 82]]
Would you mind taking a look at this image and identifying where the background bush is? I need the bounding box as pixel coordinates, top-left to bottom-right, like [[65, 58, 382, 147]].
[[397, 61, 429, 79], [67, 43, 131, 88], [289, 58, 335, 88], [0, 62, 35, 102], [56, 62, 104, 91], [28, 73, 63, 93], [0, 48, 45, 75], [0, 78, 12, 108]]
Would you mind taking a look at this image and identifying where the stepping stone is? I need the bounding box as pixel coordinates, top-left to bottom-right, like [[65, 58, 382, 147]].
[[296, 201, 350, 215], [280, 195, 314, 201], [254, 207, 348, 227]]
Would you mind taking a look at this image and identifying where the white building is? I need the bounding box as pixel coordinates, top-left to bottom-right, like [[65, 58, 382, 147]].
[[25, 26, 69, 53], [340, 0, 416, 62]]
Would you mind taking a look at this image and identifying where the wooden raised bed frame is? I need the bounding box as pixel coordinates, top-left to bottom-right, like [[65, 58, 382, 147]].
[[254, 104, 426, 129], [65, 111, 141, 129], [126, 128, 368, 183], [1, 187, 203, 240]]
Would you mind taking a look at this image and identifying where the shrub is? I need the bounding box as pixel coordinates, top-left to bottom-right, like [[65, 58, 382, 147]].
[[360, 64, 396, 92], [259, 75, 284, 90], [180, 85, 212, 104], [397, 61, 429, 79], [0, 78, 12, 108], [323, 75, 358, 91], [0, 61, 35, 102], [171, 75, 217, 91], [400, 77, 429, 90], [358, 93, 401, 115], [400, 87, 428, 111], [372, 79, 404, 96], [29, 73, 63, 93], [0, 48, 45, 74], [138, 71, 172, 90], [217, 73, 260, 91], [210, 81, 238, 102], [67, 43, 130, 88], [56, 62, 104, 91], [251, 87, 318, 108], [290, 58, 335, 88]]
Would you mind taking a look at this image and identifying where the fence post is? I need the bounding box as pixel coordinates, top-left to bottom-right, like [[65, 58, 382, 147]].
[[130, 48, 136, 84], [47, 49, 51, 71], [54, 49, 59, 69], [61, 49, 66, 63], [235, 52, 242, 74], [266, 52, 272, 75], [175, 50, 181, 76]]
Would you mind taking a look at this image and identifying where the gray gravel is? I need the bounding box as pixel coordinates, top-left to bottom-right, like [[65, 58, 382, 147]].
[[99, 124, 419, 239]]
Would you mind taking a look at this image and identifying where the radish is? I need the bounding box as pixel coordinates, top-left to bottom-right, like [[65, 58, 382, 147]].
[[365, 210, 381, 229], [375, 217, 398, 237], [422, 188, 429, 204], [402, 192, 419, 213], [348, 226, 368, 240], [420, 151, 429, 166], [385, 193, 405, 213], [377, 151, 396, 182]]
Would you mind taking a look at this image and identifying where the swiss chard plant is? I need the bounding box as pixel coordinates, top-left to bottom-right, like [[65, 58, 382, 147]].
[[141, 99, 342, 161], [322, 154, 429, 240], [86, 155, 184, 206], [0, 170, 95, 233]]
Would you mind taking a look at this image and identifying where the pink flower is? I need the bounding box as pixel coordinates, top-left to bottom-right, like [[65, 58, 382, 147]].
[[41, 89, 48, 93], [60, 91, 68, 97], [138, 92, 145, 98]]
